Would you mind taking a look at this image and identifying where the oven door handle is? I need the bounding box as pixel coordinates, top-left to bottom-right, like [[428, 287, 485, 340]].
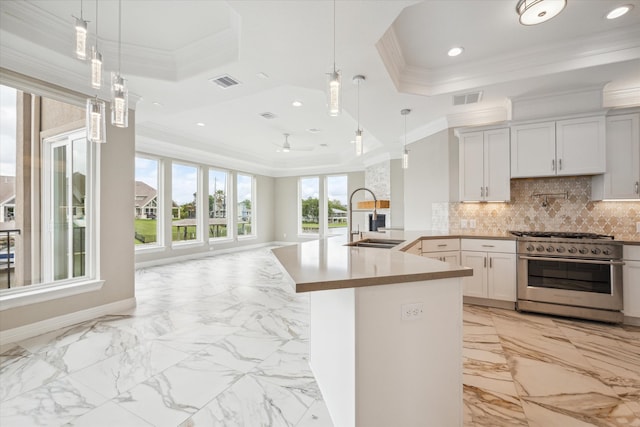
[[518, 255, 625, 266]]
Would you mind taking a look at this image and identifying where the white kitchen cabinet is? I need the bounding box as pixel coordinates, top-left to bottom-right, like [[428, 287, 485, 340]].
[[592, 114, 640, 200], [460, 239, 517, 302], [623, 246, 640, 321], [459, 128, 510, 201], [421, 239, 460, 265], [511, 116, 605, 178]]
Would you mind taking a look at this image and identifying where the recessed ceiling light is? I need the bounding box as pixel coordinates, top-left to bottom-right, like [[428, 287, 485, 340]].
[[448, 47, 464, 57], [196, 122, 205, 127], [607, 4, 633, 19], [307, 128, 321, 133], [292, 100, 303, 107], [152, 101, 163, 107]]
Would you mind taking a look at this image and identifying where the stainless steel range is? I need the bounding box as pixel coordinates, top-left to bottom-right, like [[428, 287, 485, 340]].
[[511, 231, 624, 323]]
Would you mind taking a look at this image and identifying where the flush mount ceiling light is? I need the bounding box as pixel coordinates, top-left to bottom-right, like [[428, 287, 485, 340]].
[[196, 122, 205, 127], [326, 0, 341, 116], [353, 75, 365, 156], [447, 47, 464, 57], [401, 109, 411, 169], [516, 0, 567, 25], [607, 4, 633, 19], [73, 0, 88, 60], [292, 100, 303, 107]]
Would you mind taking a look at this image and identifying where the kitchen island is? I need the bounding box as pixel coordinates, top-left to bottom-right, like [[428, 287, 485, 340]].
[[272, 236, 472, 427]]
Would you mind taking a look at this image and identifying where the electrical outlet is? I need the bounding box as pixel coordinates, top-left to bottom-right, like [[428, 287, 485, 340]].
[[460, 219, 468, 229], [636, 222, 640, 233], [401, 302, 424, 321], [469, 219, 477, 229]]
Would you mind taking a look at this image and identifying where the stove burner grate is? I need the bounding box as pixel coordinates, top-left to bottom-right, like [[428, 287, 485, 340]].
[[509, 231, 614, 240]]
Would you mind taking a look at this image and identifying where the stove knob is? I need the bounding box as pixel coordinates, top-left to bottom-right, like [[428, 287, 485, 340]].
[[556, 247, 566, 253], [568, 247, 577, 254], [579, 247, 589, 254], [526, 245, 535, 252], [602, 248, 611, 256], [591, 248, 601, 255], [546, 246, 554, 252], [536, 245, 545, 252]]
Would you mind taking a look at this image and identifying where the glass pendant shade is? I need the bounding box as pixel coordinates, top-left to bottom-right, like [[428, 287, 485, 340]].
[[86, 97, 106, 143], [402, 148, 409, 169], [111, 72, 128, 128], [516, 0, 566, 25], [91, 47, 103, 89], [327, 69, 341, 116], [355, 129, 363, 156], [75, 17, 88, 60]]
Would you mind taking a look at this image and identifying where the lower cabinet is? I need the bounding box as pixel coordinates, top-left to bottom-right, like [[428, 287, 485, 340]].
[[461, 239, 517, 302], [623, 246, 640, 319], [420, 238, 460, 266]]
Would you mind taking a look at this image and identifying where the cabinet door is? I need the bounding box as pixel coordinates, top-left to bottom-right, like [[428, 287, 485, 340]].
[[487, 253, 517, 302], [484, 128, 510, 201], [510, 122, 556, 178], [459, 131, 485, 201], [623, 260, 640, 318], [556, 117, 605, 176], [601, 114, 640, 199], [461, 251, 487, 298], [442, 252, 460, 266]]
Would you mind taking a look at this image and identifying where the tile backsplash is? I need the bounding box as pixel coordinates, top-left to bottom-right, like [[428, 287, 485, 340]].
[[441, 176, 640, 240]]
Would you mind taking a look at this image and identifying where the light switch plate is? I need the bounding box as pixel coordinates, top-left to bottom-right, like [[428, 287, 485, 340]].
[[460, 219, 468, 229], [469, 219, 477, 229]]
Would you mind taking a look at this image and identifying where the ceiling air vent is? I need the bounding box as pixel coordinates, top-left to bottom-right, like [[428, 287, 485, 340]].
[[453, 91, 483, 106], [209, 74, 241, 89], [260, 112, 278, 120]]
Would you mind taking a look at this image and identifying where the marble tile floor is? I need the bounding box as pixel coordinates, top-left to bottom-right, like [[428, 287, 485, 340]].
[[0, 247, 638, 426]]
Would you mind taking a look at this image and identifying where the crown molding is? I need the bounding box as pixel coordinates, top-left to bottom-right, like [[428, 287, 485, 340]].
[[446, 107, 509, 128], [603, 86, 640, 108], [375, 26, 406, 92]]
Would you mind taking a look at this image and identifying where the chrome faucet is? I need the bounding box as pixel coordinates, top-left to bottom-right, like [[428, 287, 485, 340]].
[[348, 187, 378, 242]]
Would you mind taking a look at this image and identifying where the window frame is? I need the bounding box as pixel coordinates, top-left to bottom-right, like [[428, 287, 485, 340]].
[[236, 173, 256, 239], [134, 154, 163, 250], [171, 161, 202, 246], [298, 176, 320, 237], [325, 174, 349, 237], [208, 167, 232, 242]]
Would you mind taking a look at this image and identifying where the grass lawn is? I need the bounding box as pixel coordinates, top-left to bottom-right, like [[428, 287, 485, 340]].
[[302, 222, 347, 229], [134, 219, 157, 244]]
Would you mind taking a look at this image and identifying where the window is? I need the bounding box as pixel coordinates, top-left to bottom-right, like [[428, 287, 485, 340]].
[[300, 177, 319, 235], [42, 129, 95, 282], [134, 156, 160, 247], [208, 168, 229, 239], [172, 162, 199, 242], [326, 175, 348, 236], [236, 173, 254, 237]]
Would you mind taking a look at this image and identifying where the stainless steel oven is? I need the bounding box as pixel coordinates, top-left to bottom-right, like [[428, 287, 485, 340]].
[[512, 231, 624, 323]]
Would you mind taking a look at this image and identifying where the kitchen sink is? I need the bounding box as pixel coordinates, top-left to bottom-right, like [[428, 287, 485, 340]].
[[345, 239, 405, 249]]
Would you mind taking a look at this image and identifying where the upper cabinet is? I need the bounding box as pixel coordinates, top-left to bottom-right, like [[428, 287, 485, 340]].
[[510, 116, 605, 178], [459, 128, 510, 202], [592, 113, 640, 201]]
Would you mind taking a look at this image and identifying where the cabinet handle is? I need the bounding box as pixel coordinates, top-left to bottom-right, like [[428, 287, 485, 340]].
[[485, 186, 488, 197], [480, 186, 484, 197], [636, 181, 639, 195], [437, 244, 448, 247], [489, 257, 493, 268], [484, 257, 487, 268], [552, 159, 555, 171], [481, 244, 495, 248], [559, 159, 562, 170]]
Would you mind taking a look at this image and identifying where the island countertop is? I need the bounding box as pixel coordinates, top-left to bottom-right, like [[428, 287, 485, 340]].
[[272, 235, 472, 293]]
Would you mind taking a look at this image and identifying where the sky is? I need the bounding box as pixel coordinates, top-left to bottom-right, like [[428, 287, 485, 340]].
[[0, 85, 17, 176], [300, 175, 348, 205]]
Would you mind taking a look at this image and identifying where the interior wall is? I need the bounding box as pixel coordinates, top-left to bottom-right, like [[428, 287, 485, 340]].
[[0, 103, 136, 331], [404, 129, 458, 230], [390, 159, 404, 229]]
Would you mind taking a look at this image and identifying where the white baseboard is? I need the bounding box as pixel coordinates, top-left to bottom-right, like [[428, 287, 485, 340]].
[[624, 315, 640, 326], [0, 297, 136, 344]]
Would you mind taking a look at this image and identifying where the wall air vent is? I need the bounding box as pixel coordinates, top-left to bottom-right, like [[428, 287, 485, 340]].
[[209, 74, 241, 89], [453, 91, 483, 106], [260, 112, 278, 120]]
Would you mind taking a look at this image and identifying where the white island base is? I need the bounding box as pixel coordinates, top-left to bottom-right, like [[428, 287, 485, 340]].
[[309, 277, 463, 427]]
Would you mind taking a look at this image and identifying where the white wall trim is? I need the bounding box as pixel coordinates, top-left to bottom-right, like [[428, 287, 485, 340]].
[[0, 297, 136, 344], [0, 280, 105, 311]]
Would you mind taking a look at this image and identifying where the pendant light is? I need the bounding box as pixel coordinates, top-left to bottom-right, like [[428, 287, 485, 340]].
[[90, 0, 102, 89], [401, 109, 411, 169], [111, 0, 128, 128], [516, 0, 566, 25], [87, 96, 106, 143], [326, 0, 341, 116], [353, 75, 365, 156], [73, 0, 88, 60]]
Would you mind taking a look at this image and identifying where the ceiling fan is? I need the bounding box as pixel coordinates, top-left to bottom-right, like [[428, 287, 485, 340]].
[[274, 133, 314, 153]]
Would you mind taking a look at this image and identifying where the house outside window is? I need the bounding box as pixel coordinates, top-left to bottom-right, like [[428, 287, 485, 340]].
[[236, 173, 254, 237], [326, 175, 348, 236]]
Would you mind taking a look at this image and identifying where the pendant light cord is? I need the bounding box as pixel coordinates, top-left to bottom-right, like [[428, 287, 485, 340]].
[[118, 0, 122, 74], [95, 0, 98, 49], [404, 114, 407, 148], [357, 79, 360, 130], [80, 0, 84, 19], [332, 0, 336, 72]]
